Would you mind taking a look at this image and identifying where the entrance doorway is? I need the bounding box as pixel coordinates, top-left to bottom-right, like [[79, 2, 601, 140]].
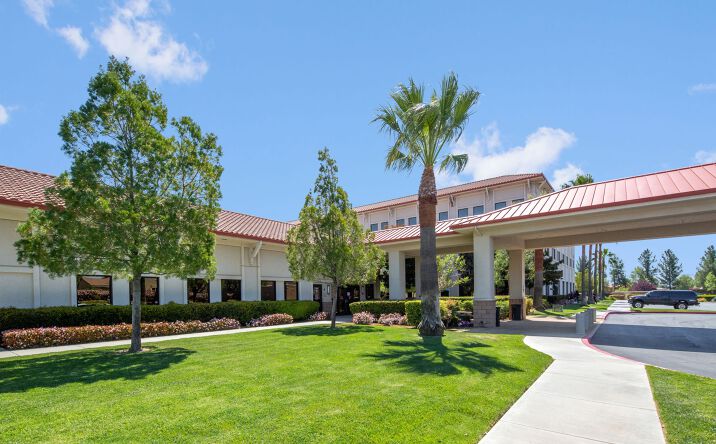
[[338, 285, 360, 315], [312, 284, 322, 311]]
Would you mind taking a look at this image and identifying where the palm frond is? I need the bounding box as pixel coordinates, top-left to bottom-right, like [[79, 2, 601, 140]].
[[438, 153, 468, 174]]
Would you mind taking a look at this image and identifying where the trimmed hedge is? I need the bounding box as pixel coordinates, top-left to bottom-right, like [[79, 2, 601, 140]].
[[406, 297, 533, 326], [349, 301, 406, 316], [0, 301, 319, 332], [2, 318, 241, 350]]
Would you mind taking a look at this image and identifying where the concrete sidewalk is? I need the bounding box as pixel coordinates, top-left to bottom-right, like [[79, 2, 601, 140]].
[[0, 320, 336, 359], [480, 335, 665, 444]]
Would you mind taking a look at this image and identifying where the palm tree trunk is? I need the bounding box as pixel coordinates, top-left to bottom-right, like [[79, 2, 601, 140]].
[[330, 281, 339, 329], [129, 274, 142, 353], [417, 167, 443, 337], [534, 249, 544, 309], [581, 245, 586, 304]]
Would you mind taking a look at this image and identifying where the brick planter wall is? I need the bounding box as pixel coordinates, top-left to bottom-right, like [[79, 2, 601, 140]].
[[473, 299, 497, 327]]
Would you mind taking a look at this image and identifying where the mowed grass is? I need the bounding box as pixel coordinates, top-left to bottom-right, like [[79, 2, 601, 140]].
[[0, 325, 551, 443], [647, 366, 716, 444], [533, 298, 614, 317]]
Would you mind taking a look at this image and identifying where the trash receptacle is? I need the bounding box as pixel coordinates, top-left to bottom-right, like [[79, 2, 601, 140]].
[[510, 303, 523, 321], [495, 306, 501, 327]]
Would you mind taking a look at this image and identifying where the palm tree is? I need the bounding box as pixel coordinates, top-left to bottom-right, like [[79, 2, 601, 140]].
[[560, 173, 594, 189], [534, 248, 545, 309], [374, 73, 479, 337]]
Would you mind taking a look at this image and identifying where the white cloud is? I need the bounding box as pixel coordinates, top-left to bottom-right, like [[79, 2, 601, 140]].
[[56, 26, 90, 58], [688, 83, 716, 95], [551, 163, 584, 188], [95, 0, 208, 82], [695, 150, 716, 164], [22, 0, 53, 28], [0, 105, 9, 125], [438, 124, 577, 186]]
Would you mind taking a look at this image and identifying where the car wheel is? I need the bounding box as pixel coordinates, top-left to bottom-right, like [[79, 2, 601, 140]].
[[675, 302, 687, 310], [633, 301, 644, 308]]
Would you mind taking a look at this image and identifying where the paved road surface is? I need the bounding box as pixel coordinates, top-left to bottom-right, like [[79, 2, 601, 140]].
[[590, 313, 716, 378]]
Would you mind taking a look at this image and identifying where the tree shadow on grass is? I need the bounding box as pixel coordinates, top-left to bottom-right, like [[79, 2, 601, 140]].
[[364, 338, 521, 376], [0, 347, 193, 393], [278, 325, 381, 337]]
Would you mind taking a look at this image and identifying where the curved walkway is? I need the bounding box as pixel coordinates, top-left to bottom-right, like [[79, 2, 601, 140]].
[[480, 322, 665, 444]]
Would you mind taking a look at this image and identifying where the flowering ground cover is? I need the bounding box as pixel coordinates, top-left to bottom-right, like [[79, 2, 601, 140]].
[[0, 325, 551, 443]]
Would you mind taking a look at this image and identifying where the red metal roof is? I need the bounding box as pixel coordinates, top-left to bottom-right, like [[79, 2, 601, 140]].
[[352, 173, 547, 213], [451, 162, 716, 229], [372, 162, 716, 244], [0, 164, 293, 244]]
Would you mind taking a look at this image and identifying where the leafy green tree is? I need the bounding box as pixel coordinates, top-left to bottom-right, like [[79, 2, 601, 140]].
[[493, 250, 509, 294], [705, 272, 716, 293], [524, 250, 562, 296], [674, 274, 694, 290], [694, 245, 716, 288], [608, 254, 629, 288], [286, 149, 384, 328], [637, 249, 658, 285], [374, 73, 479, 337], [15, 58, 223, 353], [560, 173, 594, 189], [657, 249, 682, 289], [437, 254, 470, 292]]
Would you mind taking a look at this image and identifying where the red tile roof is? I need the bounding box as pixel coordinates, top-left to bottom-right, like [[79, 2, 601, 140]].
[[0, 164, 293, 244], [352, 173, 547, 213], [373, 162, 716, 244], [216, 210, 292, 244], [0, 165, 55, 208]]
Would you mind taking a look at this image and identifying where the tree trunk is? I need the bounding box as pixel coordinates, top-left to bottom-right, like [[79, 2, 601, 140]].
[[594, 245, 599, 300], [417, 167, 443, 337], [533, 249, 544, 310], [580, 245, 587, 304], [598, 244, 604, 298], [587, 244, 594, 304], [330, 281, 338, 329], [128, 274, 142, 353]]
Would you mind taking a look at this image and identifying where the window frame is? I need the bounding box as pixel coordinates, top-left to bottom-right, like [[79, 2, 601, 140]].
[[221, 279, 242, 302], [187, 278, 211, 303], [284, 281, 299, 301], [494, 201, 507, 210], [76, 274, 113, 306], [438, 211, 449, 221], [473, 205, 484, 215], [369, 223, 378, 232], [457, 208, 468, 218], [395, 218, 405, 227], [129, 276, 160, 305], [261, 280, 277, 301], [380, 221, 389, 230], [408, 216, 417, 226]]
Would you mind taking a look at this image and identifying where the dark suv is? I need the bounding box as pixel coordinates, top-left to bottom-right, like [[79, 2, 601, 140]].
[[629, 290, 700, 309]]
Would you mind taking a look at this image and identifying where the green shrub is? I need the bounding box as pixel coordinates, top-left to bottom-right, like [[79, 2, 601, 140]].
[[0, 301, 319, 332], [349, 301, 406, 316], [405, 300, 421, 326]]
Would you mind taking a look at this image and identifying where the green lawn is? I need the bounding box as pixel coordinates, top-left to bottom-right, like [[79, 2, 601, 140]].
[[533, 298, 614, 317], [0, 325, 551, 443], [647, 366, 716, 444]]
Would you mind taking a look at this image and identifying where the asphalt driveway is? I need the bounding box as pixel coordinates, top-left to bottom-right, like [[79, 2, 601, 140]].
[[590, 313, 716, 378]]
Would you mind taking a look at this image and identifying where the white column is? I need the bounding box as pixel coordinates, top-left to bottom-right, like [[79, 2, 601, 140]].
[[210, 278, 222, 303], [32, 266, 41, 308], [276, 280, 285, 300], [388, 250, 406, 300], [508, 250, 525, 300], [473, 233, 495, 301]]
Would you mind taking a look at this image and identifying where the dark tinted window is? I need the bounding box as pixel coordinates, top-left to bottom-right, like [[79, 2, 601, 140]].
[[408, 216, 417, 225], [130, 276, 159, 305], [188, 278, 210, 303], [261, 280, 276, 301], [370, 223, 378, 232], [438, 211, 448, 221], [457, 208, 468, 218], [495, 201, 507, 210], [395, 218, 405, 227], [284, 281, 299, 301], [77, 275, 112, 306], [380, 221, 389, 230], [221, 279, 241, 301]]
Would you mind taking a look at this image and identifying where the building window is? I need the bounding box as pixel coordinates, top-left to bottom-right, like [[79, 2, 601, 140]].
[[395, 218, 405, 227], [438, 211, 448, 221], [77, 275, 112, 306], [261, 280, 276, 301], [365, 284, 375, 300], [408, 216, 417, 225], [380, 221, 389, 230], [129, 276, 159, 305], [221, 279, 242, 302], [284, 281, 299, 301], [187, 278, 210, 303], [494, 201, 507, 210], [512, 198, 524, 204], [457, 208, 468, 218], [473, 205, 484, 215], [370, 223, 378, 232]]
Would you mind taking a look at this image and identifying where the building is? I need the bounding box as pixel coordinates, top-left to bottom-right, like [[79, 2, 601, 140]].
[[0, 163, 575, 310]]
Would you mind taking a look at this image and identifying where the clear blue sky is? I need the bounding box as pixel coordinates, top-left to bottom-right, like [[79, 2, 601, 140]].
[[1, 0, 715, 277]]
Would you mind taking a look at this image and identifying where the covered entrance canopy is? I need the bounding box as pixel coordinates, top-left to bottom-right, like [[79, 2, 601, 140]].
[[372, 162, 716, 326]]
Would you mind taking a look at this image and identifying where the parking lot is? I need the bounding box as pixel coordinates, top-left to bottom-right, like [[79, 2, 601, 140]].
[[590, 313, 716, 378]]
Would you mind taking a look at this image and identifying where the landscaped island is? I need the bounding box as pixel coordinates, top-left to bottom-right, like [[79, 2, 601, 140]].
[[0, 325, 551, 443]]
